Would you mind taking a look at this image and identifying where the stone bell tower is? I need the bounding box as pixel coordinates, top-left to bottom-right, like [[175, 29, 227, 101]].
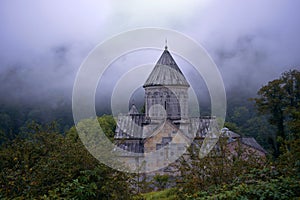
[[143, 45, 190, 121]]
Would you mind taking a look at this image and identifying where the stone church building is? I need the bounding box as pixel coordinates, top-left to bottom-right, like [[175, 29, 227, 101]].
[[114, 45, 266, 173]]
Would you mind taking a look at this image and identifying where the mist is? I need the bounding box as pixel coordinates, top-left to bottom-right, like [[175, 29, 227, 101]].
[[1, 0, 299, 114]]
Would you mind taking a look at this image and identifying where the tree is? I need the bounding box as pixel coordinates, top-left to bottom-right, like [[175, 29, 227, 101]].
[[153, 174, 169, 191], [0, 120, 132, 199], [97, 115, 116, 141], [253, 69, 300, 156], [66, 115, 116, 142]]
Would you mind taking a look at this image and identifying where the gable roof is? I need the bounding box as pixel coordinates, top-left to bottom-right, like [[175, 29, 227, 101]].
[[226, 130, 241, 138], [115, 114, 145, 139], [241, 137, 267, 154], [128, 104, 139, 115], [143, 47, 190, 87]]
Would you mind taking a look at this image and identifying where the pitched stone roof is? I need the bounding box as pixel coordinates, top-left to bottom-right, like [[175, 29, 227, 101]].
[[225, 130, 241, 138], [241, 137, 267, 153], [115, 114, 145, 139], [143, 47, 190, 87]]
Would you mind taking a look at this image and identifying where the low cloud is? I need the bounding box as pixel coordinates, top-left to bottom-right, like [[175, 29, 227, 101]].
[[0, 0, 299, 109]]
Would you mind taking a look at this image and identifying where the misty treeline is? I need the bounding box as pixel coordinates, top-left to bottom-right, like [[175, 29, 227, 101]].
[[0, 84, 277, 152], [0, 69, 299, 199]]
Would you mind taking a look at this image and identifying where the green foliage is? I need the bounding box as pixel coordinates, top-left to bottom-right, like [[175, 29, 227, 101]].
[[44, 166, 132, 200], [176, 70, 300, 200], [0, 122, 76, 198], [186, 176, 299, 200], [152, 174, 169, 191], [226, 106, 276, 153], [241, 115, 276, 152], [254, 69, 300, 156], [66, 115, 116, 142], [224, 122, 240, 133], [97, 114, 116, 141], [142, 188, 177, 200], [0, 102, 74, 144], [176, 137, 266, 196], [277, 138, 300, 178], [0, 119, 132, 199], [230, 106, 252, 128], [0, 69, 298, 199], [183, 163, 300, 200]]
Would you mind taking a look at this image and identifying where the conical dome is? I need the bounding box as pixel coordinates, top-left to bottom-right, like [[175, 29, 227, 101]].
[[143, 47, 190, 87]]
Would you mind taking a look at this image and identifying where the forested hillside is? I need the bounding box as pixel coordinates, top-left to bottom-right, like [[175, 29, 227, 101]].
[[0, 69, 299, 199]]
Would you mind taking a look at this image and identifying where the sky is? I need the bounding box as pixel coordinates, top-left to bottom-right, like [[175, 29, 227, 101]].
[[0, 0, 300, 108]]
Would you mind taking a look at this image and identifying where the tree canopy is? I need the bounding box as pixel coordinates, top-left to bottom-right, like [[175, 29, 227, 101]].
[[253, 69, 300, 156]]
